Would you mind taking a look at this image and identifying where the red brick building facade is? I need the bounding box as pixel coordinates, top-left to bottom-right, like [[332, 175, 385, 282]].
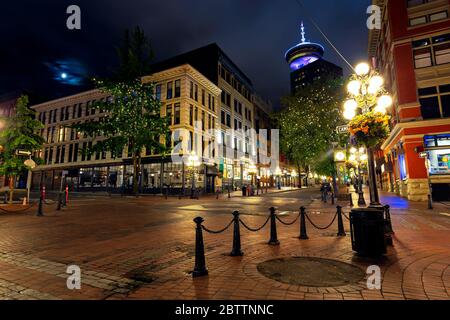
[[369, 0, 450, 201]]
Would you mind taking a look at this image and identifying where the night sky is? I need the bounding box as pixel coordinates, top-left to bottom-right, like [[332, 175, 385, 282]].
[[0, 0, 370, 106]]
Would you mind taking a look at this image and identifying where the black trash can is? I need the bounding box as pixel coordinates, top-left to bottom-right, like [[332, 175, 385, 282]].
[[350, 207, 387, 256], [242, 186, 247, 197]]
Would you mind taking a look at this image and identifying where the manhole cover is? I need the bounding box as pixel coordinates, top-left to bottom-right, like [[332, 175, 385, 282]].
[[257, 257, 365, 287]]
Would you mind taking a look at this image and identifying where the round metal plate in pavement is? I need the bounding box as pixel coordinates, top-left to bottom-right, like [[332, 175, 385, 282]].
[[257, 257, 365, 287]]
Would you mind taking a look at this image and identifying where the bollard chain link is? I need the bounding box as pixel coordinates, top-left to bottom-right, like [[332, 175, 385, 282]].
[[239, 216, 271, 232], [342, 212, 350, 221], [305, 212, 338, 230], [275, 212, 300, 226], [0, 202, 37, 213], [201, 219, 234, 234]]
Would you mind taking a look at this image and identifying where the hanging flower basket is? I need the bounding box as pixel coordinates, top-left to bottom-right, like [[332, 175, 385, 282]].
[[348, 111, 390, 147]]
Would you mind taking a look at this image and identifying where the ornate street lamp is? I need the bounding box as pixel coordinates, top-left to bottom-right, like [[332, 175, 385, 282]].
[[188, 151, 199, 199], [344, 62, 392, 207]]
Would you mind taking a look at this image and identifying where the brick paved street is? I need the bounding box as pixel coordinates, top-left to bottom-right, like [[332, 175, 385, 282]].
[[0, 188, 449, 300]]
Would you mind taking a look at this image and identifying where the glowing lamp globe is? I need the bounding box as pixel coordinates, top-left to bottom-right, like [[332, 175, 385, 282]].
[[369, 75, 384, 90], [344, 109, 356, 120], [378, 95, 393, 109], [344, 99, 358, 111], [347, 80, 361, 96], [355, 63, 370, 76], [374, 104, 387, 114]]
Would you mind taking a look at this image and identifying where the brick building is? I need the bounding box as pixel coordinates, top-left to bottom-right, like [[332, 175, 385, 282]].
[[369, 0, 450, 201]]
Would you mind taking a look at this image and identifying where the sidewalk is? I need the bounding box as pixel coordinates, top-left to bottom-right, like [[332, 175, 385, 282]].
[[0, 188, 447, 300]]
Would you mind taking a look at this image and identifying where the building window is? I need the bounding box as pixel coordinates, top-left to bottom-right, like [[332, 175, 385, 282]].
[[201, 111, 205, 131], [410, 16, 427, 27], [434, 42, 450, 65], [419, 84, 450, 118], [226, 113, 231, 127], [60, 145, 65, 163], [409, 11, 448, 27], [167, 82, 173, 99], [430, 11, 448, 22], [174, 103, 181, 125], [190, 81, 194, 99], [189, 105, 194, 126], [413, 33, 450, 68], [155, 84, 162, 100], [202, 89, 205, 106], [440, 94, 450, 117], [407, 0, 433, 7], [414, 48, 432, 68], [221, 110, 226, 125], [194, 84, 198, 101], [174, 80, 181, 98], [73, 143, 79, 162], [77, 103, 82, 117], [68, 144, 73, 163], [420, 97, 441, 119], [166, 105, 173, 125]]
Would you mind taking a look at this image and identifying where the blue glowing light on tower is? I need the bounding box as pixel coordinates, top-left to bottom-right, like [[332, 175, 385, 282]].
[[285, 22, 324, 72]]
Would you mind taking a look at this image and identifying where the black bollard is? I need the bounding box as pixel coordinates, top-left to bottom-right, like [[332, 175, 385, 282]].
[[230, 211, 244, 256], [299, 207, 309, 240], [56, 192, 62, 211], [37, 196, 44, 217], [358, 191, 366, 206], [62, 191, 67, 208], [384, 205, 394, 234], [428, 194, 433, 210], [349, 193, 354, 207], [192, 217, 208, 277], [228, 186, 231, 199], [331, 192, 335, 205], [336, 206, 346, 237], [3, 192, 7, 204], [268, 207, 280, 245]]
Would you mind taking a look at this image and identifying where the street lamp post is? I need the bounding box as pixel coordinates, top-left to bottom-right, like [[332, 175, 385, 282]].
[[349, 147, 368, 206], [344, 62, 393, 208], [188, 152, 199, 199]]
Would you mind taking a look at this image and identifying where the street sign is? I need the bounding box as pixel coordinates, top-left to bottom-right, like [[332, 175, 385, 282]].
[[419, 152, 428, 159], [16, 150, 31, 156], [336, 125, 349, 134]]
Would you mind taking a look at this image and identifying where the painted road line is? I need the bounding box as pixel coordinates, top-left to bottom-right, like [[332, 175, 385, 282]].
[[439, 212, 450, 217]]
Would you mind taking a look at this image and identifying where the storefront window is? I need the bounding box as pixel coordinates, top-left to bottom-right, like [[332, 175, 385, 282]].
[[398, 154, 407, 180], [428, 150, 450, 175]]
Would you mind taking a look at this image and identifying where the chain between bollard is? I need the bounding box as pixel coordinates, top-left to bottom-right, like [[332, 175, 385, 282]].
[[239, 215, 271, 232], [0, 202, 37, 213], [275, 211, 300, 226], [201, 219, 234, 234], [342, 212, 350, 221], [304, 211, 338, 230]]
